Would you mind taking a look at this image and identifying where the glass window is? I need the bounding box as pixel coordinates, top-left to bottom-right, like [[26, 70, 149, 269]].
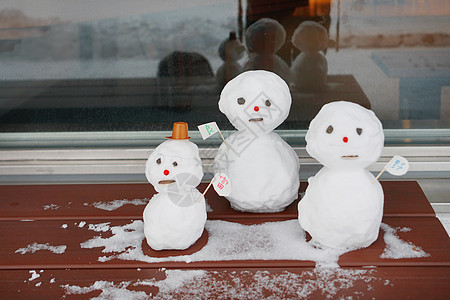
[[0, 0, 449, 146]]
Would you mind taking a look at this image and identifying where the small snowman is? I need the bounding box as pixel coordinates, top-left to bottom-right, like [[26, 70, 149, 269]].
[[298, 101, 384, 249], [243, 18, 292, 83], [216, 31, 245, 89], [290, 21, 328, 92], [214, 70, 300, 212], [143, 122, 206, 250]]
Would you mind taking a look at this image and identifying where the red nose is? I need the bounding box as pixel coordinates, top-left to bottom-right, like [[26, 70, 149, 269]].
[[163, 170, 169, 176], [254, 106, 259, 112], [343, 137, 349, 143]]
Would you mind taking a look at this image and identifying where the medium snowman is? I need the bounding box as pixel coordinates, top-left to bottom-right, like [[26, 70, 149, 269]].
[[298, 101, 384, 249], [213, 70, 300, 212], [143, 122, 206, 250]]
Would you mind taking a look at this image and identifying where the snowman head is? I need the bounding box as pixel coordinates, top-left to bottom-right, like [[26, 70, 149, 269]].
[[219, 70, 291, 135], [145, 140, 203, 193], [306, 101, 384, 169]]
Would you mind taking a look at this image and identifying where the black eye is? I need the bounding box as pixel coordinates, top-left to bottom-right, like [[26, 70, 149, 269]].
[[237, 97, 245, 105], [156, 158, 162, 165], [172, 161, 178, 167], [265, 100, 271, 107], [356, 128, 363, 135], [326, 125, 333, 134]]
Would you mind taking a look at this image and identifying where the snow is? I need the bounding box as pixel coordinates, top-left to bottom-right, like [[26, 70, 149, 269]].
[[90, 198, 149, 211], [77, 221, 86, 228], [214, 70, 300, 212], [81, 219, 347, 265], [62, 267, 380, 299], [88, 222, 111, 232], [28, 270, 40, 281], [380, 223, 430, 259], [15, 242, 67, 255], [42, 204, 60, 210]]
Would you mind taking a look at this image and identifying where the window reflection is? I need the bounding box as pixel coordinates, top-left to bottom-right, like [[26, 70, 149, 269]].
[[0, 0, 448, 133]]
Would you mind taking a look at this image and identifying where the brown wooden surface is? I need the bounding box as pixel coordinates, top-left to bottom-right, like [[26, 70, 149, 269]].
[[0, 217, 448, 270], [0, 181, 435, 221], [0, 181, 448, 299], [1, 267, 449, 299]]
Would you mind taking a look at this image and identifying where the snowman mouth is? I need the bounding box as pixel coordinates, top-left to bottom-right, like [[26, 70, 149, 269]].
[[158, 180, 176, 185], [249, 118, 263, 122], [341, 155, 359, 160]]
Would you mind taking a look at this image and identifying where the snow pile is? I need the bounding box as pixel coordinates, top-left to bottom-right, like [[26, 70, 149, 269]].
[[15, 242, 67, 255], [88, 198, 149, 211], [380, 223, 430, 259], [81, 219, 345, 265], [62, 268, 379, 299]]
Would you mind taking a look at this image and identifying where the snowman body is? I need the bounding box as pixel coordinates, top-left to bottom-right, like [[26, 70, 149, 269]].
[[298, 101, 385, 249], [143, 189, 206, 250], [300, 168, 383, 249], [143, 139, 206, 250], [215, 131, 299, 212], [214, 70, 300, 212]]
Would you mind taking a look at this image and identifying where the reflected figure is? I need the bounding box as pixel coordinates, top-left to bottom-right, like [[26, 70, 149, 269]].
[[216, 32, 245, 89], [158, 51, 214, 78], [157, 51, 214, 111], [243, 18, 292, 83], [291, 21, 328, 92]]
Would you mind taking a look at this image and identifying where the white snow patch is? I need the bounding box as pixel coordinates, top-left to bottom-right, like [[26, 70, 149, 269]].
[[380, 223, 430, 259], [35, 282, 42, 287], [63, 268, 378, 299], [28, 270, 40, 281], [42, 204, 60, 210], [81, 219, 346, 266], [78, 221, 86, 228], [62, 280, 149, 300], [50, 278, 56, 283], [90, 198, 149, 211], [61, 224, 68, 229], [15, 242, 67, 255], [88, 222, 111, 232], [205, 200, 213, 213]]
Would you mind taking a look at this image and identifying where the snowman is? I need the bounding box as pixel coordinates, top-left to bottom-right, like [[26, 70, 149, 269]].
[[213, 70, 300, 212], [298, 101, 384, 249], [143, 122, 206, 250]]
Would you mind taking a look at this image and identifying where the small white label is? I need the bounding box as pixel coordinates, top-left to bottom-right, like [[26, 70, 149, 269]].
[[385, 155, 409, 176], [198, 122, 219, 140], [212, 173, 232, 196]]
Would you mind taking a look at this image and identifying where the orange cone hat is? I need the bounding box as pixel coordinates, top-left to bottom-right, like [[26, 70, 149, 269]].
[[166, 122, 191, 140]]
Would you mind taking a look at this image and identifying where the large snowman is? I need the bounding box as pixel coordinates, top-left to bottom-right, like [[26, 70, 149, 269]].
[[214, 70, 300, 212], [298, 101, 384, 249], [143, 122, 206, 250]]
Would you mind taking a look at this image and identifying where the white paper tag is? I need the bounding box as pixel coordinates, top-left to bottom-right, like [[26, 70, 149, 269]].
[[212, 173, 232, 196], [385, 155, 409, 176], [198, 122, 219, 140]]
